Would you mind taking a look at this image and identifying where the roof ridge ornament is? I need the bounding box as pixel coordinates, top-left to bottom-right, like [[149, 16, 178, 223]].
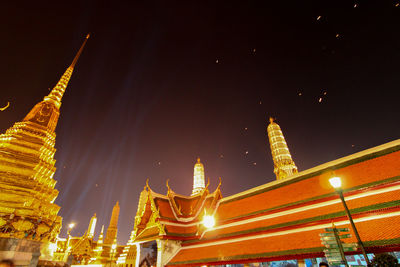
[[269, 117, 275, 123], [166, 179, 171, 194], [217, 177, 222, 190]]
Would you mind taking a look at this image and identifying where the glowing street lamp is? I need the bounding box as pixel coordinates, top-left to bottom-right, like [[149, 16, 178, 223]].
[[329, 177, 342, 188], [65, 222, 76, 263], [329, 176, 370, 265], [68, 223, 75, 231], [202, 215, 215, 229]]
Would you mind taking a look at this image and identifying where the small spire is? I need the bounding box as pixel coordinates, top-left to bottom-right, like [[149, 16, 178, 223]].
[[70, 33, 90, 68], [44, 34, 90, 109], [97, 225, 104, 244], [192, 157, 206, 196], [269, 117, 274, 124], [267, 119, 298, 180]]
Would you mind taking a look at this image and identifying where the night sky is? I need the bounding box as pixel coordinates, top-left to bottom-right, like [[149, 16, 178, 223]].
[[1, 1, 400, 243]]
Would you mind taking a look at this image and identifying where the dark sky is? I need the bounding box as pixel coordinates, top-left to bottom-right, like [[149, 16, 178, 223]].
[[1, 1, 399, 244]]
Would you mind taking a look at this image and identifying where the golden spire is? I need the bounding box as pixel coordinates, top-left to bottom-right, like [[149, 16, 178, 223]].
[[104, 201, 120, 244], [87, 212, 97, 239], [267, 118, 298, 180], [98, 225, 104, 244], [192, 157, 206, 195], [44, 34, 90, 109], [0, 37, 89, 245]]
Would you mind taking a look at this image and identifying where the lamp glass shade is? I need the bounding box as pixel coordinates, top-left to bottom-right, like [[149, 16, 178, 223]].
[[203, 215, 215, 229], [329, 177, 342, 188]]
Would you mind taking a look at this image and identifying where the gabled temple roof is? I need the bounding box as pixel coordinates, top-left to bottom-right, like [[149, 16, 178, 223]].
[[166, 139, 400, 266], [133, 179, 222, 242]]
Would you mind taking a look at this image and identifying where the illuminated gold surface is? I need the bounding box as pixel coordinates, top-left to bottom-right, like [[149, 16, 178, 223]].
[[0, 102, 10, 111], [192, 157, 205, 195], [0, 36, 89, 243], [87, 213, 97, 239], [267, 118, 298, 180], [104, 201, 120, 244]]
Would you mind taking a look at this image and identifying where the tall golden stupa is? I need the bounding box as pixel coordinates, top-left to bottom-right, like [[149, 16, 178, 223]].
[[0, 35, 89, 266], [267, 117, 298, 180], [104, 201, 120, 245]]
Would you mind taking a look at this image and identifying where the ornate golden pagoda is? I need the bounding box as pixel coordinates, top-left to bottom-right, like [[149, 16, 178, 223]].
[[0, 34, 89, 249], [267, 117, 298, 180], [192, 157, 205, 195], [86, 213, 97, 239], [104, 201, 120, 244]]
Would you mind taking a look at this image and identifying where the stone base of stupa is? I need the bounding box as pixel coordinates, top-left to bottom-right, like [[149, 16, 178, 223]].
[[0, 237, 41, 267]]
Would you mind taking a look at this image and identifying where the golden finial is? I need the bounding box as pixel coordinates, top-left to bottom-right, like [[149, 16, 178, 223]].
[[197, 157, 201, 163], [145, 178, 150, 189], [70, 33, 90, 68], [44, 34, 90, 109], [217, 177, 222, 189], [166, 179, 171, 193], [269, 117, 274, 124]]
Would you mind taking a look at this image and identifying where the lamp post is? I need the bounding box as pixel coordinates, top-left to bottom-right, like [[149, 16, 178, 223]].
[[329, 177, 371, 265], [64, 223, 75, 262]]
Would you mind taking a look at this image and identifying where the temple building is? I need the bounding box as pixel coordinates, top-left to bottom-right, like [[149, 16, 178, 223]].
[[3, 34, 400, 267], [267, 117, 298, 180], [52, 201, 123, 266], [115, 120, 400, 267], [0, 35, 89, 267], [116, 158, 222, 266]]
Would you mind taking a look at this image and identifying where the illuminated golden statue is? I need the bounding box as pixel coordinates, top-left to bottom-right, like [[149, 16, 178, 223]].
[[267, 117, 298, 180], [0, 35, 89, 265]]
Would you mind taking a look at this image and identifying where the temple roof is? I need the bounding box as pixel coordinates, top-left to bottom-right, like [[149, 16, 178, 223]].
[[133, 179, 222, 242], [166, 138, 400, 266]]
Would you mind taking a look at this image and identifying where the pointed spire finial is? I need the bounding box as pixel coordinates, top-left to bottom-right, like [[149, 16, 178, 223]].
[[70, 33, 90, 68], [197, 157, 201, 163], [269, 117, 274, 124], [44, 34, 90, 109]]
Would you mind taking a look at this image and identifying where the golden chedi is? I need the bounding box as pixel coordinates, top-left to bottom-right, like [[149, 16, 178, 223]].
[[0, 35, 89, 265], [267, 117, 298, 180], [192, 158, 206, 195]]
